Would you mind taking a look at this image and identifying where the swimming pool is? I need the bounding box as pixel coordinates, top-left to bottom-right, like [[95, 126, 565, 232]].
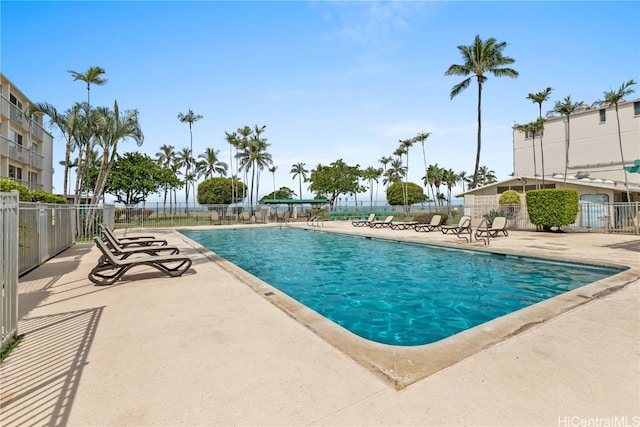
[[180, 227, 621, 346]]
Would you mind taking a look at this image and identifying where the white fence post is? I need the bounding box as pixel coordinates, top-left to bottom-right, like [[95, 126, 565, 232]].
[[1, 191, 19, 347]]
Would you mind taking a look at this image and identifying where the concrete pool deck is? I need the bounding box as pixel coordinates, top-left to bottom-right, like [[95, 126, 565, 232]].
[[1, 222, 638, 426]]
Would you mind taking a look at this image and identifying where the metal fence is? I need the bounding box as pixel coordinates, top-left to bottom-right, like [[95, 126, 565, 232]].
[[468, 199, 639, 234], [1, 191, 19, 347]]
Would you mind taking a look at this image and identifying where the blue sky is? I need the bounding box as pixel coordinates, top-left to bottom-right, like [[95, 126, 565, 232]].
[[2, 1, 639, 202]]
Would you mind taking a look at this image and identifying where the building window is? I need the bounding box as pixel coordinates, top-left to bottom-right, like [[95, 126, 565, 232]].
[[9, 129, 23, 145], [599, 109, 606, 122], [29, 171, 38, 184], [9, 165, 23, 180], [9, 93, 22, 110], [525, 129, 543, 139], [634, 101, 640, 116]]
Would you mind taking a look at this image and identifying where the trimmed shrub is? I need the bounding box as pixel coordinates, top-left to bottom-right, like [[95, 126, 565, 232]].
[[30, 190, 67, 204], [526, 188, 579, 230], [386, 182, 427, 206], [499, 190, 521, 205]]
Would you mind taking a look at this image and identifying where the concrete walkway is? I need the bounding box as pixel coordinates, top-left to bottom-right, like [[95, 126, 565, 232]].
[[1, 223, 638, 426]]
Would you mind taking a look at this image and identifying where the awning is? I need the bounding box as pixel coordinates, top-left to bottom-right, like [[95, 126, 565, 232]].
[[623, 159, 640, 174]]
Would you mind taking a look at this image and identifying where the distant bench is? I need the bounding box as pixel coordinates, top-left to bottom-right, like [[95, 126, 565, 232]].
[[328, 211, 395, 221]]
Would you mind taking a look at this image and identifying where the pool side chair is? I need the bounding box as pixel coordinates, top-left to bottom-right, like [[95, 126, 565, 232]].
[[369, 215, 394, 228], [414, 214, 442, 232], [101, 228, 180, 259], [441, 215, 472, 234], [89, 237, 192, 285], [241, 211, 251, 223], [352, 213, 375, 227], [100, 224, 168, 248], [390, 221, 418, 230], [209, 212, 222, 225], [476, 216, 508, 238]]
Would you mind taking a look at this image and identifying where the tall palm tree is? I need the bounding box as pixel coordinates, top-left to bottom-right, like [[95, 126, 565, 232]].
[[68, 66, 108, 106], [458, 170, 471, 193], [90, 101, 144, 205], [269, 166, 278, 199], [527, 87, 553, 185], [236, 126, 271, 211], [361, 166, 382, 209], [156, 144, 176, 213], [477, 165, 497, 187], [176, 147, 195, 210], [424, 163, 444, 208], [414, 132, 431, 181], [442, 168, 459, 217], [177, 109, 203, 212], [384, 158, 406, 187], [553, 96, 584, 185], [514, 120, 538, 178], [594, 79, 636, 204], [399, 138, 415, 217], [197, 147, 228, 179], [30, 102, 82, 200], [378, 156, 393, 188], [445, 34, 518, 189], [290, 162, 309, 200]]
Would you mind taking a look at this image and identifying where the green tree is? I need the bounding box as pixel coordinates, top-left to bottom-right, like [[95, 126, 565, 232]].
[[260, 186, 296, 202], [553, 96, 584, 185], [104, 152, 169, 205], [308, 159, 362, 209], [197, 177, 246, 205], [594, 79, 636, 204], [445, 34, 518, 188], [68, 66, 107, 106], [378, 156, 393, 187], [414, 132, 431, 184], [177, 109, 203, 212], [290, 162, 308, 200], [386, 182, 427, 207], [526, 87, 553, 185]]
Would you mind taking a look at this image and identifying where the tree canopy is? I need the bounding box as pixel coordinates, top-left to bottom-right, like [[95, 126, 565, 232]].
[[386, 182, 427, 206], [102, 152, 174, 205], [260, 187, 296, 203], [197, 177, 247, 205], [308, 159, 363, 208]]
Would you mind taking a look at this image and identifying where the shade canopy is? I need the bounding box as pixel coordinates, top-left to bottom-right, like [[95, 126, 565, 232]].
[[623, 159, 640, 174], [261, 198, 328, 204]]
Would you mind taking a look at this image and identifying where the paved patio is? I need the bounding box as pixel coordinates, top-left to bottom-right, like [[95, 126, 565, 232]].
[[1, 222, 638, 426]]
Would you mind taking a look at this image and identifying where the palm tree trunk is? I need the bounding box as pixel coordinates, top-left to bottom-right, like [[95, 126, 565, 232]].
[[615, 106, 632, 205], [563, 118, 570, 185], [474, 80, 482, 189]]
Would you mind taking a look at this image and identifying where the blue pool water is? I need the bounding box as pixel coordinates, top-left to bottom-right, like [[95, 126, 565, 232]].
[[180, 227, 621, 346]]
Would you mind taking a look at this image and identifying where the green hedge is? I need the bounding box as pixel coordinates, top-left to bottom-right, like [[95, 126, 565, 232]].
[[526, 188, 579, 229]]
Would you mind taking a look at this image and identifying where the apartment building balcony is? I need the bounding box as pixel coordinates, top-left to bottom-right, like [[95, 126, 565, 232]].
[[0, 95, 47, 141]]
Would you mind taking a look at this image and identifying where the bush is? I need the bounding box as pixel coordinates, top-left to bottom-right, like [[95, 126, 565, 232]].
[[526, 188, 579, 231], [198, 177, 247, 205], [499, 190, 521, 205], [0, 178, 31, 201], [30, 190, 67, 204], [386, 182, 427, 206]]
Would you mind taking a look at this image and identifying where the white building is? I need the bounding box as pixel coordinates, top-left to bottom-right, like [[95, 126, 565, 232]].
[[461, 97, 639, 231], [0, 73, 54, 192], [512, 97, 640, 197]]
